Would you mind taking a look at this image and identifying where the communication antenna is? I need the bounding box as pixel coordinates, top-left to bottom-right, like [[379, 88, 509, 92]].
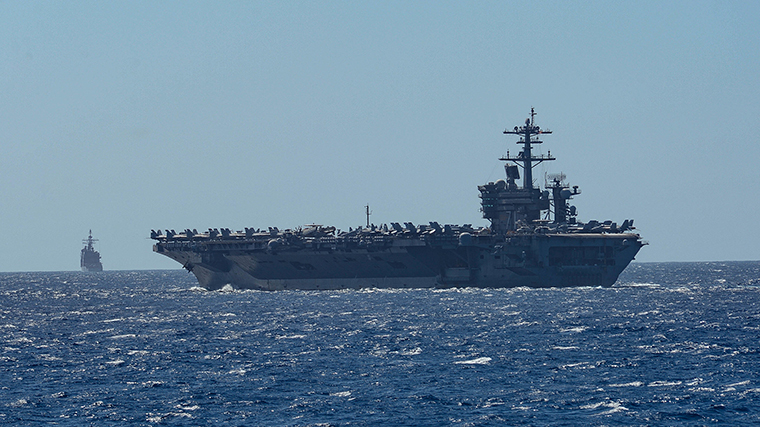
[[83, 229, 99, 250], [365, 204, 372, 228], [501, 108, 555, 190]]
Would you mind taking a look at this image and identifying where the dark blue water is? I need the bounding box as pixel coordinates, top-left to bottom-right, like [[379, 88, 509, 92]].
[[1, 262, 759, 426]]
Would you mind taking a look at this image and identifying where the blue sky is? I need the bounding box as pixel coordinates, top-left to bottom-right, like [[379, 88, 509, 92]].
[[1, 1, 758, 271]]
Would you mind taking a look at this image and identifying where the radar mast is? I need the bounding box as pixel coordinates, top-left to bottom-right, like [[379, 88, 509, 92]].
[[501, 107, 555, 190], [83, 229, 98, 251]]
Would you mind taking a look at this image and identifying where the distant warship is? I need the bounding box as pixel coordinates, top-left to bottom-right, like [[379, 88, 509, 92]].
[[81, 230, 103, 272], [152, 109, 644, 290]]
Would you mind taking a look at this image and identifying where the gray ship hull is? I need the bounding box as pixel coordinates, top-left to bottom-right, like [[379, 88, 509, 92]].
[[154, 232, 642, 291], [81, 230, 103, 272]]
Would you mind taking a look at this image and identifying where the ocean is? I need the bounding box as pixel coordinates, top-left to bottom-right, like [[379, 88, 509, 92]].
[[1, 261, 759, 426]]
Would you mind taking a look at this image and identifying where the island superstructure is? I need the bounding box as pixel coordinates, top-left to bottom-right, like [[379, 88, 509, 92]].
[[81, 230, 103, 272], [152, 109, 644, 290]]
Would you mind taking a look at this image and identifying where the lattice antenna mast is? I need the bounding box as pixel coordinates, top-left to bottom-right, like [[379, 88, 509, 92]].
[[501, 107, 555, 190], [83, 229, 98, 251]]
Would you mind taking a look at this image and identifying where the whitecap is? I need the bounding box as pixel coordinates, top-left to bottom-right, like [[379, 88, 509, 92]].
[[580, 401, 607, 409], [511, 321, 540, 327], [561, 362, 594, 369], [109, 334, 136, 340], [638, 310, 660, 316], [8, 398, 28, 407], [455, 357, 492, 365], [39, 354, 62, 361], [726, 380, 750, 387], [330, 391, 351, 397], [685, 378, 703, 386], [85, 401, 105, 409], [147, 412, 193, 423], [581, 401, 629, 415], [609, 381, 643, 387], [400, 347, 422, 356], [276, 334, 306, 339], [600, 403, 629, 415], [142, 381, 164, 388], [620, 282, 661, 288], [81, 328, 113, 336], [560, 326, 588, 333]]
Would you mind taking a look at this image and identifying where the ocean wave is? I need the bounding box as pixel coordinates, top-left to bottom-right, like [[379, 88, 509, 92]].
[[609, 381, 644, 387], [580, 400, 629, 415], [454, 357, 492, 365]]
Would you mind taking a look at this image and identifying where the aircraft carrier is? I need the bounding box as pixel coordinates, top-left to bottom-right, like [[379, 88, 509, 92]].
[[152, 109, 644, 290]]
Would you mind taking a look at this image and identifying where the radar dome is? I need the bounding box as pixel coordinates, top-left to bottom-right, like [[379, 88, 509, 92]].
[[459, 232, 473, 246]]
